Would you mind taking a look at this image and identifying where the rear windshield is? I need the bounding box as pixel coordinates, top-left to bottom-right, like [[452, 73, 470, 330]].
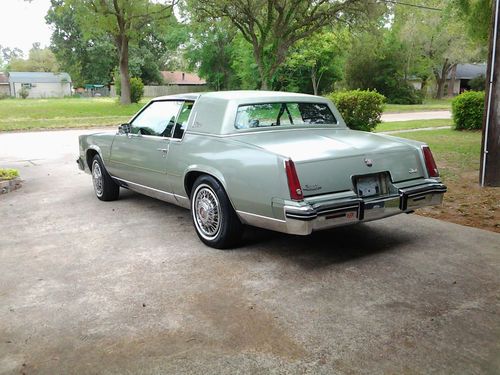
[[234, 102, 337, 130]]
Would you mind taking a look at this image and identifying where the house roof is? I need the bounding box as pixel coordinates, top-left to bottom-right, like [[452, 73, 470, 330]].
[[8, 72, 72, 83], [161, 71, 206, 85], [451, 63, 487, 79], [0, 73, 8, 84]]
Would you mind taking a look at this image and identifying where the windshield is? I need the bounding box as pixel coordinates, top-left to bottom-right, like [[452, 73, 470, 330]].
[[234, 102, 337, 130]]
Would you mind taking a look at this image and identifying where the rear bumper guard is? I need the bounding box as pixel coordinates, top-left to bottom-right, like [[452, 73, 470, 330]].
[[283, 182, 446, 235]]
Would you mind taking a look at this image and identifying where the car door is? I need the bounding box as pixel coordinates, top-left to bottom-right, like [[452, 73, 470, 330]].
[[108, 100, 183, 192]]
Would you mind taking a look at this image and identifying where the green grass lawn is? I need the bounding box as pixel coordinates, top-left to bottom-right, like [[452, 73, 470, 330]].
[[383, 98, 452, 113], [0, 97, 147, 131], [375, 119, 453, 133]]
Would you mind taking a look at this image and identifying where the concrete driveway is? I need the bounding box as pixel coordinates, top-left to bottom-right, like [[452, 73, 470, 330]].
[[1, 129, 499, 374]]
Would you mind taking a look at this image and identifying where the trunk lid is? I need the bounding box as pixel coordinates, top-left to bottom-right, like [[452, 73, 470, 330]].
[[232, 128, 425, 196]]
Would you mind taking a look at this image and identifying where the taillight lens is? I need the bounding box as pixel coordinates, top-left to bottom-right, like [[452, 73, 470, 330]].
[[285, 159, 303, 200], [422, 146, 439, 178]]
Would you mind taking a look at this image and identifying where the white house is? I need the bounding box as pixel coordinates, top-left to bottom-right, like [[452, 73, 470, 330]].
[[8, 72, 72, 98]]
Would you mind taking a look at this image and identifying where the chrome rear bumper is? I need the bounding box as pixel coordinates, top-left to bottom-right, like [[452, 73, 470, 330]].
[[281, 182, 447, 235]]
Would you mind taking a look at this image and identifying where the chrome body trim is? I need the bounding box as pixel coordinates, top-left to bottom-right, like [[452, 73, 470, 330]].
[[186, 126, 346, 138], [112, 177, 189, 207]]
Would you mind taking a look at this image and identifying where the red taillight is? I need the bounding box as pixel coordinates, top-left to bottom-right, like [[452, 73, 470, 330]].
[[285, 159, 303, 201], [422, 146, 439, 178]]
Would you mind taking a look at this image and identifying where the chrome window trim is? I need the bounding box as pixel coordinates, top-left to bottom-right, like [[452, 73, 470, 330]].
[[233, 101, 339, 130], [125, 99, 195, 141]]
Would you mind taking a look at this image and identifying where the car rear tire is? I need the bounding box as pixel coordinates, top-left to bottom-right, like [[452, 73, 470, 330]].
[[91, 154, 120, 201], [190, 175, 242, 249]]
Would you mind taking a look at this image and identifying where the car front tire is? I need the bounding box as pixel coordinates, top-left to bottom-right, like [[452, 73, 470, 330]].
[[91, 154, 120, 201], [190, 175, 242, 249]]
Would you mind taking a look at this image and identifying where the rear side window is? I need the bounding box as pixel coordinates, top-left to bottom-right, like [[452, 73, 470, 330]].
[[172, 101, 194, 139], [235, 102, 337, 129]]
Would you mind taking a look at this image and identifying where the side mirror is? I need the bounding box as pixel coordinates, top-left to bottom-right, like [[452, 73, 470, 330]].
[[118, 123, 131, 134]]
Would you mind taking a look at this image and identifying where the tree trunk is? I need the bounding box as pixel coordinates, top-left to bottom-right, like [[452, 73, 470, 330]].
[[118, 35, 131, 105], [434, 59, 454, 99], [448, 64, 457, 97], [311, 69, 318, 96], [435, 76, 446, 99]]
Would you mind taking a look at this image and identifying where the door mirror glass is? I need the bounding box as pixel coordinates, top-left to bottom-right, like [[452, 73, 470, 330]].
[[119, 123, 131, 134]]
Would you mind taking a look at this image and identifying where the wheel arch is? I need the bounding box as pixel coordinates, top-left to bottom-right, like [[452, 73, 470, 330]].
[[183, 166, 227, 198], [86, 146, 103, 170]]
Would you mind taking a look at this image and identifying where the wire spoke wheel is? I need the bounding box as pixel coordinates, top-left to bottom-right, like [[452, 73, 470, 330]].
[[92, 160, 104, 197], [193, 184, 222, 240]]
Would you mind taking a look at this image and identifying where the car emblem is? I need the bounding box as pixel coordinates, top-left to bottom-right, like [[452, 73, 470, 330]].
[[364, 158, 373, 167], [303, 184, 322, 192], [409, 168, 418, 174]]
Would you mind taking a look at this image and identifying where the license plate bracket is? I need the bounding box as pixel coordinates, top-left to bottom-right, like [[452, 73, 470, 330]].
[[356, 176, 380, 197]]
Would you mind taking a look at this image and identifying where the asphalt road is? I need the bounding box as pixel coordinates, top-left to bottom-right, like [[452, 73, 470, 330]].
[[381, 110, 451, 122], [1, 129, 499, 375]]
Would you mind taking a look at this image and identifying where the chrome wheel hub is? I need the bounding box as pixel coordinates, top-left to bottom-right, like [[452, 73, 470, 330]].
[[194, 185, 221, 239], [92, 160, 103, 197]]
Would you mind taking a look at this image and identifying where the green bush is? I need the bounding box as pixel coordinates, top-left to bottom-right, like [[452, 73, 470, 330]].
[[387, 82, 424, 104], [469, 75, 486, 91], [327, 89, 386, 132], [0, 168, 19, 180], [115, 75, 144, 103], [452, 91, 485, 130], [19, 87, 29, 99], [129, 77, 144, 103]]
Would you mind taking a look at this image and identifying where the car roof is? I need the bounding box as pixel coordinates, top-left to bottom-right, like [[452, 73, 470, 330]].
[[152, 90, 320, 103]]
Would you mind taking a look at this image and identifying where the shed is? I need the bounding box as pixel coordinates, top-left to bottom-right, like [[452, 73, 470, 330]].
[[8, 72, 72, 98]]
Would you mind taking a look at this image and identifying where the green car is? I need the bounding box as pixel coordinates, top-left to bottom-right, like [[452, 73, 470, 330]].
[[77, 91, 446, 248]]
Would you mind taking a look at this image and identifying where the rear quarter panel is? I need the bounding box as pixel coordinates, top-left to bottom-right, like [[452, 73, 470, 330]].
[[167, 134, 287, 218]]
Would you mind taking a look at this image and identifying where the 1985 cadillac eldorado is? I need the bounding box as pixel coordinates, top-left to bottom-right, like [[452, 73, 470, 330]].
[[77, 91, 446, 248]]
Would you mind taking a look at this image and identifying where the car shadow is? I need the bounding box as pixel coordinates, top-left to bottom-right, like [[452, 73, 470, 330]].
[[240, 223, 412, 268], [117, 189, 411, 267]]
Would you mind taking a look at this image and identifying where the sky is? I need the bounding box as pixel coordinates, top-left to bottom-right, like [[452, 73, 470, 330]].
[[0, 0, 52, 56]]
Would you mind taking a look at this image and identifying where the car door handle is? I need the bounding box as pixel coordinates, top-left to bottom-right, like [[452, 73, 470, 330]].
[[156, 148, 168, 152]]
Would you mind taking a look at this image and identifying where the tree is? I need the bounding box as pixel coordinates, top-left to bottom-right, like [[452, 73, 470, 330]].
[[453, 0, 492, 44], [47, 0, 183, 88], [284, 29, 348, 95], [344, 28, 423, 104], [189, 0, 373, 90], [46, 0, 117, 87], [0, 45, 24, 69], [73, 0, 177, 104], [185, 20, 240, 90], [394, 0, 482, 99], [7, 44, 59, 72]]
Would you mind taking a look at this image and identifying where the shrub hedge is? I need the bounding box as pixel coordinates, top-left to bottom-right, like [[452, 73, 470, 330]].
[[452, 91, 485, 130], [115, 76, 144, 103], [327, 89, 386, 132], [129, 77, 144, 103]]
